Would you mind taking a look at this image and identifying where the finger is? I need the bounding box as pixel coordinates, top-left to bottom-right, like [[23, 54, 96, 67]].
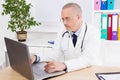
[[44, 68, 56, 73], [44, 62, 50, 68], [46, 61, 54, 64], [30, 56, 36, 64], [44, 63, 55, 73], [45, 61, 54, 67], [30, 59, 34, 65], [45, 64, 55, 69]]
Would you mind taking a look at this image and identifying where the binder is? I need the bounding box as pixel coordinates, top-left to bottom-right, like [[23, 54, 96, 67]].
[[101, 0, 107, 10], [94, 0, 100, 10], [107, 14, 112, 40], [118, 14, 120, 40], [112, 14, 118, 40], [107, 0, 114, 10], [101, 14, 108, 40]]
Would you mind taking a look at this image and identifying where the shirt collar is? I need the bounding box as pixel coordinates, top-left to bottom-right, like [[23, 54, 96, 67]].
[[71, 23, 82, 37]]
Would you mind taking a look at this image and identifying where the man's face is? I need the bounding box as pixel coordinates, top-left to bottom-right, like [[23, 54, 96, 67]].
[[61, 7, 81, 32]]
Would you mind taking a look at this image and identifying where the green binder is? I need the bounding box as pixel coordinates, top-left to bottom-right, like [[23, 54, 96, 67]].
[[101, 14, 108, 40]]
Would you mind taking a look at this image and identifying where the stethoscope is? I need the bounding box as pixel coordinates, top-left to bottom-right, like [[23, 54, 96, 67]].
[[62, 23, 87, 51]]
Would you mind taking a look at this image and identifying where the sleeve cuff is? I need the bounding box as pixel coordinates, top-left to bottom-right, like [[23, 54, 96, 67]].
[[33, 55, 40, 64], [64, 68, 67, 72]]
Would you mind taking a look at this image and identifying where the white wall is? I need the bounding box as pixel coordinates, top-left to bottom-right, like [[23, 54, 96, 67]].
[[34, 0, 92, 23], [0, 0, 16, 68], [0, 0, 36, 67], [0, 0, 93, 68], [27, 0, 93, 32]]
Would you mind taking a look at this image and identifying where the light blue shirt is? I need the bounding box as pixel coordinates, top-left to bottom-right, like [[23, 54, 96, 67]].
[[71, 26, 81, 38]]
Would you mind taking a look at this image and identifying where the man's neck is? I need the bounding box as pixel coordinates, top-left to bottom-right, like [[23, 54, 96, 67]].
[[73, 21, 82, 32]]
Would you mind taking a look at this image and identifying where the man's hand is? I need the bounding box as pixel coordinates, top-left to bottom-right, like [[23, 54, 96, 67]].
[[44, 61, 67, 73], [30, 55, 36, 64]]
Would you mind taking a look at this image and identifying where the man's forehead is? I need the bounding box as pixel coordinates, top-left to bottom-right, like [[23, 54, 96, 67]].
[[61, 8, 76, 17], [62, 7, 74, 11]]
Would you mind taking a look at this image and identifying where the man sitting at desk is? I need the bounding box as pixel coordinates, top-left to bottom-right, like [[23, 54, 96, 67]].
[[31, 2, 101, 73]]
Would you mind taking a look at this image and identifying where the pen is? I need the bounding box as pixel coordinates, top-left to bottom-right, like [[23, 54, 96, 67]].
[[99, 76, 106, 80]]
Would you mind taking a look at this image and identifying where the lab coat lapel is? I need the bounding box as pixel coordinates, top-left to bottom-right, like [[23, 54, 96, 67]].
[[75, 22, 86, 50], [69, 36, 74, 51], [61, 33, 74, 52]]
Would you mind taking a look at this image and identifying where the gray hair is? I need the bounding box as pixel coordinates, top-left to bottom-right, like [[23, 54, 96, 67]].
[[62, 3, 82, 16]]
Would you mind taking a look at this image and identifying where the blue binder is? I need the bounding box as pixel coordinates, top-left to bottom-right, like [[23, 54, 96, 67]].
[[107, 0, 114, 10], [101, 0, 108, 10]]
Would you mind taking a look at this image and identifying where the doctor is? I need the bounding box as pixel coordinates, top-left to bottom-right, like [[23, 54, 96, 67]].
[[31, 3, 101, 73]]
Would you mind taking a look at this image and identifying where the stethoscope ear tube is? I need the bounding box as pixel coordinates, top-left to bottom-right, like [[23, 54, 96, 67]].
[[62, 31, 69, 37]]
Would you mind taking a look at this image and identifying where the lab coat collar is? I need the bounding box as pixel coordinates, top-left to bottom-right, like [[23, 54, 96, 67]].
[[75, 21, 86, 49]]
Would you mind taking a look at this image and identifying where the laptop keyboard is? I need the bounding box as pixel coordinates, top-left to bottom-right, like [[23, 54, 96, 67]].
[[32, 62, 65, 80], [32, 62, 48, 79]]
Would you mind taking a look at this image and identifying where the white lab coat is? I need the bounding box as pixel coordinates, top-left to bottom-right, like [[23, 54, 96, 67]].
[[39, 21, 101, 72]]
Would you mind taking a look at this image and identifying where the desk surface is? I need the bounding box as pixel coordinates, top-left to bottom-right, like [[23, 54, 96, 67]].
[[0, 66, 120, 80]]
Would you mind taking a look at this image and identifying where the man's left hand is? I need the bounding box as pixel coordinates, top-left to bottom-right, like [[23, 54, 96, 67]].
[[44, 61, 66, 73]]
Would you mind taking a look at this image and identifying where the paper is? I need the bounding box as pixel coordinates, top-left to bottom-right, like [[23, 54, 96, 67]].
[[96, 72, 120, 80]]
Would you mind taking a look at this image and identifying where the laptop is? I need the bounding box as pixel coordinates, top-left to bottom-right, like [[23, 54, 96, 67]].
[[4, 37, 65, 80]]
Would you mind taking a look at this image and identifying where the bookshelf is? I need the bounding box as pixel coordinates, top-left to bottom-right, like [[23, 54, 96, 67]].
[[93, 0, 120, 67], [92, 1, 120, 43], [93, 0, 120, 40], [94, 9, 120, 13]]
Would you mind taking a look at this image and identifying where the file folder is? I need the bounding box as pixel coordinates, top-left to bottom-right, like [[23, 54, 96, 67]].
[[101, 0, 107, 10], [112, 14, 118, 40], [101, 14, 108, 40], [96, 72, 120, 80], [108, 14, 112, 40], [118, 14, 120, 40], [94, 0, 100, 10], [107, 0, 114, 10]]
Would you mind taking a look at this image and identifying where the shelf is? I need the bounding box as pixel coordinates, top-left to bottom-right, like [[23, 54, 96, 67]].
[[94, 9, 120, 13], [101, 39, 120, 45], [21, 39, 54, 48]]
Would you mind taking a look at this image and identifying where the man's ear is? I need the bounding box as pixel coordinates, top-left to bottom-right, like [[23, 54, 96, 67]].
[[77, 14, 81, 20]]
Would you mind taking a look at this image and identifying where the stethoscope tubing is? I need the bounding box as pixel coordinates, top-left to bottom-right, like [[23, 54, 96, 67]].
[[62, 23, 87, 50]]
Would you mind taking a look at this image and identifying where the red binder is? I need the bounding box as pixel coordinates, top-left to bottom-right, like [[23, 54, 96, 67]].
[[108, 14, 112, 40]]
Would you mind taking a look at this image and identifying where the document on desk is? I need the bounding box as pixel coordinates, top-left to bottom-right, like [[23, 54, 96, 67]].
[[96, 72, 120, 80]]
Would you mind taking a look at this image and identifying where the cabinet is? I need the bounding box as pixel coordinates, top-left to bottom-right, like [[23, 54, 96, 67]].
[[22, 31, 57, 54], [100, 40, 120, 67], [5, 32, 57, 67], [93, 0, 120, 67]]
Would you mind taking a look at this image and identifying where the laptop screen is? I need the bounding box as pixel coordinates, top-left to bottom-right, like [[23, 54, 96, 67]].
[[4, 37, 34, 80]]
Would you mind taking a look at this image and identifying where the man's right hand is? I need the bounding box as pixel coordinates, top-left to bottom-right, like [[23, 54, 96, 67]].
[[30, 55, 36, 64]]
